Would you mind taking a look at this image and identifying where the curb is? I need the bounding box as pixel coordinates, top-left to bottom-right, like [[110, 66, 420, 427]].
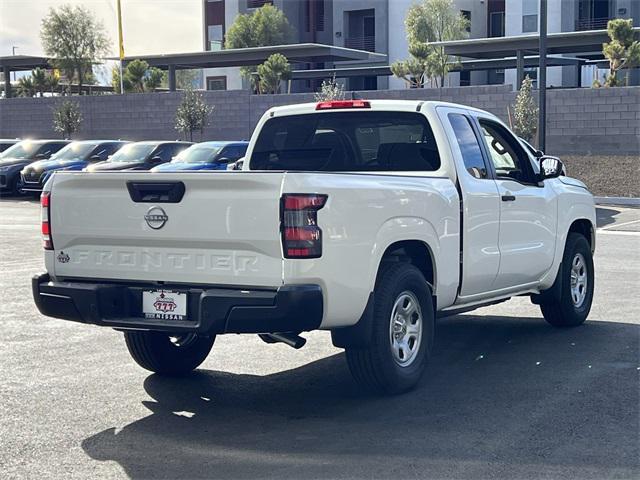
[[595, 197, 640, 207]]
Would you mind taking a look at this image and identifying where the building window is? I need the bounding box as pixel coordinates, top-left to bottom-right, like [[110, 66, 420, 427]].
[[461, 10, 471, 33], [522, 0, 538, 32], [306, 1, 325, 32], [205, 0, 225, 50], [207, 76, 227, 91], [345, 9, 376, 52], [489, 11, 505, 37], [208, 25, 223, 50], [460, 70, 471, 86], [247, 0, 272, 9]]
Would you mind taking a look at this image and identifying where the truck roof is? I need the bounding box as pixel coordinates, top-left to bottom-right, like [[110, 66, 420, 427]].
[[265, 99, 493, 118]]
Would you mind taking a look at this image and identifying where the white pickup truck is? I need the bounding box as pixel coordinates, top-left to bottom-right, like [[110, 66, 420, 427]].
[[33, 100, 596, 394]]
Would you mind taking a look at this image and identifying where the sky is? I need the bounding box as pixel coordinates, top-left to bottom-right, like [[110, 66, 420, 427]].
[[0, 0, 204, 59]]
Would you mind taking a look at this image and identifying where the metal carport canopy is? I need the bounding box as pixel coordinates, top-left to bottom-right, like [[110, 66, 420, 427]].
[[114, 43, 387, 70], [431, 28, 640, 59], [1, 55, 52, 98]]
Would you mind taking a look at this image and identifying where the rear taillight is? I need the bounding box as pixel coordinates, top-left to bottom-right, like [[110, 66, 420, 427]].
[[281, 194, 327, 259], [41, 191, 53, 250]]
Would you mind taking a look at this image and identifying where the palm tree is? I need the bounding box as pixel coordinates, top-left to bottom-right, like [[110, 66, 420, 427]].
[[125, 59, 149, 93], [17, 76, 36, 97], [46, 74, 60, 96], [32, 68, 47, 97]]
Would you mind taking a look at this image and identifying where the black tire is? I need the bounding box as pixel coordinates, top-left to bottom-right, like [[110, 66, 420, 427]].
[[124, 331, 215, 376], [540, 232, 594, 327], [346, 263, 434, 395]]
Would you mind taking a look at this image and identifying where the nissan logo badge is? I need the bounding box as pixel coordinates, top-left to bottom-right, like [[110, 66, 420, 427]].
[[145, 206, 168, 230]]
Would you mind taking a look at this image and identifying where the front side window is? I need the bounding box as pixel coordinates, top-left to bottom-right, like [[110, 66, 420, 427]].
[[251, 111, 441, 172], [479, 120, 536, 184], [449, 114, 488, 179]]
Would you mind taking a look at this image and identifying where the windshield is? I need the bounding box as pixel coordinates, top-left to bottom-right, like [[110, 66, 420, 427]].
[[50, 142, 97, 161], [108, 143, 155, 163], [173, 145, 223, 164], [250, 111, 441, 172], [0, 141, 47, 160]]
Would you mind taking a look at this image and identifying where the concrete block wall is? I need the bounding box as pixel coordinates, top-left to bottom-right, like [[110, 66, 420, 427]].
[[0, 85, 638, 155]]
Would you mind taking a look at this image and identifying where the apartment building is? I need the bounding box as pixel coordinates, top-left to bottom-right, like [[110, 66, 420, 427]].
[[202, 0, 639, 91]]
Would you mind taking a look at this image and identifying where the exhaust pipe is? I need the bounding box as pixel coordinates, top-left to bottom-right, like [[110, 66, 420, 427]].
[[259, 333, 306, 349]]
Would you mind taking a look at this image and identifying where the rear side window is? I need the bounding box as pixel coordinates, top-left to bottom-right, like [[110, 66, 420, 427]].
[[448, 113, 488, 179], [250, 111, 441, 172]]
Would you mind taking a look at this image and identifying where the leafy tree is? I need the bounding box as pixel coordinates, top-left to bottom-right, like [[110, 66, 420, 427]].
[[52, 100, 82, 138], [512, 76, 538, 143], [17, 76, 36, 97], [314, 74, 346, 101], [40, 4, 110, 93], [601, 19, 640, 87], [32, 68, 47, 97], [225, 4, 293, 90], [256, 53, 291, 94], [175, 88, 214, 141], [391, 0, 469, 88]]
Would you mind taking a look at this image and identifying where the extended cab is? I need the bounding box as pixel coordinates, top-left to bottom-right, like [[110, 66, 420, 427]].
[[32, 100, 596, 394]]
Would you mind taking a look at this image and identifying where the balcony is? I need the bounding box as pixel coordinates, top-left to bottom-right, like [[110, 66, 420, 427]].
[[576, 17, 612, 31], [344, 35, 376, 52]]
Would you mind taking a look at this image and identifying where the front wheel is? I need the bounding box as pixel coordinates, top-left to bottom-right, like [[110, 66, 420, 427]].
[[346, 263, 435, 395], [124, 331, 215, 376], [540, 232, 594, 327]]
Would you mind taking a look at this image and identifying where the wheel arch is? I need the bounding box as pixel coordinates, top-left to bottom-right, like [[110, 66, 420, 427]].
[[568, 218, 595, 253], [377, 239, 436, 290]]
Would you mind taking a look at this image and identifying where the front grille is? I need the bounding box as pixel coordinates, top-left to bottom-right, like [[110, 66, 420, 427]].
[[22, 170, 43, 184]]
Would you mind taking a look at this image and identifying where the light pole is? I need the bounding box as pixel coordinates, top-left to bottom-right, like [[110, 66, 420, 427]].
[[538, 0, 547, 151]]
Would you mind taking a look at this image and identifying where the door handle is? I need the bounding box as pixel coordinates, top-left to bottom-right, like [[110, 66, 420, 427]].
[[501, 194, 516, 202]]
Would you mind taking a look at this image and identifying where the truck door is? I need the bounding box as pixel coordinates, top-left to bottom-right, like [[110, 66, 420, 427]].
[[475, 117, 557, 289], [438, 108, 501, 297]]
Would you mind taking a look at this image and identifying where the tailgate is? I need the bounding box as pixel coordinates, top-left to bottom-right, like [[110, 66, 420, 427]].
[[48, 172, 285, 287]]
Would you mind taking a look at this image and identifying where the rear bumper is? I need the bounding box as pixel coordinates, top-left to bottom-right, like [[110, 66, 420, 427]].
[[32, 273, 323, 335]]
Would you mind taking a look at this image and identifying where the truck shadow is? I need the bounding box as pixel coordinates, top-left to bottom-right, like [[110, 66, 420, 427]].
[[81, 315, 639, 479]]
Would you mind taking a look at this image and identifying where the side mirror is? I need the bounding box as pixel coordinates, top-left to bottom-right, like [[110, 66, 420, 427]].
[[150, 156, 163, 163], [89, 154, 102, 162], [228, 158, 244, 171], [539, 156, 563, 180], [533, 149, 544, 158], [216, 157, 231, 164], [35, 153, 47, 159]]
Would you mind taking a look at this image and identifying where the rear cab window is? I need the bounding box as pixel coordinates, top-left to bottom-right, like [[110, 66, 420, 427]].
[[250, 111, 441, 172]]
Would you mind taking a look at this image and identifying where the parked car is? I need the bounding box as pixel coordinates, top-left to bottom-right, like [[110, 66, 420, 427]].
[[32, 100, 596, 395], [84, 141, 192, 172], [0, 139, 20, 153], [150, 141, 248, 172], [20, 140, 129, 193], [0, 139, 70, 195]]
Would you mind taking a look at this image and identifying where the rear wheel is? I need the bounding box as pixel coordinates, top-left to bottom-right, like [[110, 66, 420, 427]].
[[540, 233, 594, 327], [346, 263, 434, 395], [124, 331, 215, 376]]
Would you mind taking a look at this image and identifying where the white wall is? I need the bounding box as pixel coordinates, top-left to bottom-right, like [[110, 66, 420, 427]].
[[387, 0, 413, 89]]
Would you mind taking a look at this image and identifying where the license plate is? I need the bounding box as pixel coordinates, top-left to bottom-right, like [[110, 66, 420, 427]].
[[142, 290, 187, 320]]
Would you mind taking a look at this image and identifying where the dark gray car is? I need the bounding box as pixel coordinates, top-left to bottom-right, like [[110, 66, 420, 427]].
[[0, 140, 70, 195]]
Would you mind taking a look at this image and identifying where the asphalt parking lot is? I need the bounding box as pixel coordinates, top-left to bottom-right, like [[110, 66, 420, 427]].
[[0, 198, 638, 480]]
